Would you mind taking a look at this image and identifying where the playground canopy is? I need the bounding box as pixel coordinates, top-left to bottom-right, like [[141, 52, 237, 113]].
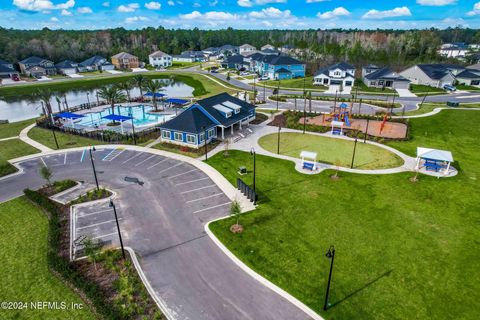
[[165, 98, 189, 105], [55, 112, 85, 129], [144, 92, 166, 98], [339, 102, 348, 108], [416, 147, 454, 173], [101, 114, 134, 134]]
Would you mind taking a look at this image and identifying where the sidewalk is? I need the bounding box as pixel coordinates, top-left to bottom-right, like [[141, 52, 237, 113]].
[[19, 123, 52, 152]]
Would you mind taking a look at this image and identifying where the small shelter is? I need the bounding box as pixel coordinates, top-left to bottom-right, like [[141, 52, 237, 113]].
[[416, 147, 454, 174], [102, 114, 133, 134], [165, 98, 189, 106], [300, 150, 317, 171], [55, 112, 85, 129], [144, 92, 166, 98], [331, 120, 344, 135]]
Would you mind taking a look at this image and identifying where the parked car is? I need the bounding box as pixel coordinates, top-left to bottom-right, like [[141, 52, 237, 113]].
[[443, 84, 456, 92], [240, 71, 250, 76], [260, 75, 269, 81], [11, 74, 20, 81]]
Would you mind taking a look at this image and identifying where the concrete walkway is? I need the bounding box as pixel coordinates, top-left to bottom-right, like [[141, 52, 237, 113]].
[[0, 136, 18, 142], [394, 106, 480, 119], [19, 123, 53, 152]]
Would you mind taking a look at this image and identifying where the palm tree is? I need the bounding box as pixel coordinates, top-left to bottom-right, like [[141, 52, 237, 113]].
[[143, 79, 165, 111], [97, 86, 126, 123], [117, 80, 133, 102], [132, 74, 147, 100], [35, 89, 54, 122], [55, 96, 62, 112]]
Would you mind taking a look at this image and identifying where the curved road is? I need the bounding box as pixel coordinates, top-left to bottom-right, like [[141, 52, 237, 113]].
[[0, 148, 313, 320]]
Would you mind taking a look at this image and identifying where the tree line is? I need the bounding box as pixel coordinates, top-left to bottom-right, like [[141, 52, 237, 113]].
[[0, 27, 479, 72]]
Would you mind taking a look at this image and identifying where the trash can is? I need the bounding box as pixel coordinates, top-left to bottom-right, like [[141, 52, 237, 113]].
[[447, 101, 460, 107]]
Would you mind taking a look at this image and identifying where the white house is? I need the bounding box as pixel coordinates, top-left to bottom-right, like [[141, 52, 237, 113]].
[[455, 68, 480, 87], [438, 43, 469, 59], [261, 44, 275, 51], [399, 64, 462, 88], [313, 62, 355, 93], [149, 50, 172, 68], [362, 66, 410, 89], [239, 44, 256, 56]]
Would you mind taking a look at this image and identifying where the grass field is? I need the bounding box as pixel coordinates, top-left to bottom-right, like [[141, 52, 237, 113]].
[[28, 127, 107, 150], [409, 84, 446, 94], [0, 197, 95, 320], [258, 132, 404, 169], [0, 139, 39, 176], [208, 109, 480, 319], [263, 76, 327, 91], [456, 84, 480, 91], [0, 118, 35, 139], [401, 102, 480, 116], [353, 80, 396, 94]]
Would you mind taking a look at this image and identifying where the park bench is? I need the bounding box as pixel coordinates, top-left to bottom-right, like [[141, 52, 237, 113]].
[[303, 162, 315, 171]]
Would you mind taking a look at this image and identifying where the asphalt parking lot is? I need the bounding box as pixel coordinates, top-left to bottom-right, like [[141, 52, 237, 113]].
[[1, 147, 311, 320]]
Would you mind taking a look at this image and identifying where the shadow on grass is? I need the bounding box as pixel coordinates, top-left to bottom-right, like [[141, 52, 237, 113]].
[[330, 269, 393, 309]]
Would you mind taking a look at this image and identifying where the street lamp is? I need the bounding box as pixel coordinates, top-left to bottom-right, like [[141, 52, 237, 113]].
[[109, 199, 126, 260], [324, 245, 335, 311], [202, 126, 208, 161], [253, 74, 257, 106], [86, 92, 91, 108], [89, 146, 100, 191], [250, 147, 256, 205], [350, 132, 359, 169], [276, 79, 280, 111], [277, 125, 281, 154], [128, 113, 137, 145]]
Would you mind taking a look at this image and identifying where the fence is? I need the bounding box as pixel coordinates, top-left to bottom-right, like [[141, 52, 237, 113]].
[[237, 178, 257, 203]]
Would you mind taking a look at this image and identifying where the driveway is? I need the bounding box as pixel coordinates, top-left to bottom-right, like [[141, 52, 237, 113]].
[[0, 148, 313, 320]]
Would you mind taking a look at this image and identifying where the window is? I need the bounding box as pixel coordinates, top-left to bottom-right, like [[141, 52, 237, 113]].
[[174, 132, 183, 141], [186, 134, 196, 144], [378, 80, 384, 86], [199, 132, 205, 142], [208, 128, 215, 137], [334, 71, 341, 76], [162, 130, 170, 139], [370, 81, 376, 86], [472, 80, 480, 86]]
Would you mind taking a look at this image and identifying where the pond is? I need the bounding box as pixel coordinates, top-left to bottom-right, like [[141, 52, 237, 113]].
[[0, 79, 194, 122]]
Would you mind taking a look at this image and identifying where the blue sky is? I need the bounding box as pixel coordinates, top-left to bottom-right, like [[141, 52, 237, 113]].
[[1, 0, 479, 30]]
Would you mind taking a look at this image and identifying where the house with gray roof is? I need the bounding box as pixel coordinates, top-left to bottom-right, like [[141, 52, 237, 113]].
[[221, 55, 249, 70], [0, 59, 19, 79], [399, 64, 463, 88], [257, 54, 305, 80], [159, 92, 255, 147], [78, 55, 114, 72], [173, 51, 206, 63], [313, 62, 356, 90], [18, 56, 56, 76], [55, 60, 79, 75], [455, 68, 480, 87], [362, 66, 410, 89]]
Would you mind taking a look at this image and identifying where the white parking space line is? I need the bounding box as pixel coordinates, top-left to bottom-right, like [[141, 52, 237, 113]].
[[193, 202, 231, 214], [92, 232, 118, 240], [158, 162, 182, 174], [134, 154, 156, 167], [64, 152, 67, 165], [80, 149, 86, 162], [168, 169, 198, 179], [109, 149, 125, 161], [77, 208, 112, 218], [176, 177, 210, 186], [147, 158, 168, 170], [40, 157, 47, 167], [181, 185, 216, 194], [186, 193, 223, 203], [77, 218, 121, 230], [122, 152, 142, 164]]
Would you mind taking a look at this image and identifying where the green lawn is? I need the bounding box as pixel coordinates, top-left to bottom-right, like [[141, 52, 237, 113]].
[[353, 79, 396, 94], [258, 132, 403, 169], [0, 197, 95, 320], [28, 127, 107, 150], [170, 61, 202, 69], [0, 118, 36, 139], [263, 76, 327, 91], [409, 84, 446, 94], [208, 109, 480, 320], [456, 84, 480, 91], [0, 139, 40, 176], [402, 102, 480, 116]]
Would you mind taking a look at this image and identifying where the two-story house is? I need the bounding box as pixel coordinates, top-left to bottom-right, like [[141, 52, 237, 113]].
[[258, 55, 305, 80], [239, 44, 256, 56], [55, 60, 79, 75], [78, 55, 115, 72], [149, 50, 172, 68], [313, 62, 356, 93], [111, 52, 140, 70], [0, 58, 19, 79], [18, 56, 56, 77]]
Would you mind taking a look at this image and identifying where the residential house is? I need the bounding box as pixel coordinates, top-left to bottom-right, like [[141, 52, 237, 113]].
[[261, 48, 280, 55], [361, 64, 380, 78], [244, 52, 265, 73], [173, 51, 206, 63], [313, 62, 356, 89], [218, 45, 239, 56], [261, 44, 275, 51], [18, 56, 56, 76], [279, 44, 295, 53], [111, 52, 140, 69], [239, 44, 256, 56], [362, 66, 410, 89], [149, 50, 172, 68], [55, 60, 79, 75], [159, 92, 255, 148], [0, 58, 19, 79], [399, 64, 464, 88], [455, 68, 480, 87], [257, 55, 305, 80], [438, 43, 469, 59], [202, 47, 220, 59], [221, 55, 249, 70], [78, 55, 114, 72]]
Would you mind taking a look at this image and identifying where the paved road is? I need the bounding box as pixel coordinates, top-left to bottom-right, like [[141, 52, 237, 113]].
[[0, 148, 312, 320]]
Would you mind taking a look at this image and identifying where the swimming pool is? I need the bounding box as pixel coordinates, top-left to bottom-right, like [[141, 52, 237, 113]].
[[76, 105, 174, 128]]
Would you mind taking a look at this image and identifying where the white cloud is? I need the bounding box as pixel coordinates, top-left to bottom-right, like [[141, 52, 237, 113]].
[[168, 0, 175, 5], [50, 16, 59, 21], [317, 7, 350, 19], [13, 0, 75, 12], [179, 11, 202, 19], [362, 7, 411, 19], [77, 7, 92, 14], [237, 0, 252, 7], [255, 0, 287, 4], [467, 2, 480, 16], [102, 1, 110, 7], [60, 9, 72, 16], [145, 1, 161, 10], [117, 3, 140, 13], [249, 7, 291, 19], [442, 17, 468, 27], [125, 15, 149, 23], [416, 0, 456, 6], [237, 0, 285, 6], [209, 0, 218, 6]]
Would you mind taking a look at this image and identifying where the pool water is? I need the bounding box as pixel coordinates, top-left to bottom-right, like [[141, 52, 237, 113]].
[[76, 105, 173, 128]]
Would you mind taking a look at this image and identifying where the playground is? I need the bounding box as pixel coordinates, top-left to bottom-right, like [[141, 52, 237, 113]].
[[298, 102, 408, 139]]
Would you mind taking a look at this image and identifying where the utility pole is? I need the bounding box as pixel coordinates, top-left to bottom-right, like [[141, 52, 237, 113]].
[[89, 146, 100, 191], [324, 246, 335, 311], [109, 200, 126, 260], [350, 133, 359, 169]]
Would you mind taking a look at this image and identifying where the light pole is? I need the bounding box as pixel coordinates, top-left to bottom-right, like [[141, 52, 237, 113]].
[[324, 245, 335, 311], [129, 113, 137, 145], [109, 199, 126, 260], [250, 147, 256, 205], [89, 146, 99, 191], [276, 79, 280, 111], [303, 97, 306, 134], [277, 125, 281, 154], [253, 75, 257, 105], [350, 132, 359, 169], [86, 92, 91, 108], [364, 119, 370, 143], [202, 126, 208, 161]]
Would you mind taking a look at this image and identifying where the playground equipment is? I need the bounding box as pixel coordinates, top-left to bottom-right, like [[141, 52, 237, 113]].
[[379, 114, 388, 134], [331, 120, 344, 135], [328, 102, 351, 127]]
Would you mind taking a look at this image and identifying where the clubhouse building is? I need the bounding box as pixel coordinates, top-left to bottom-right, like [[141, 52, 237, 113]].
[[160, 93, 255, 148]]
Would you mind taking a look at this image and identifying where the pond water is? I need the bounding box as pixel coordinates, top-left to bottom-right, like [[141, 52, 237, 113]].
[[0, 79, 194, 122]]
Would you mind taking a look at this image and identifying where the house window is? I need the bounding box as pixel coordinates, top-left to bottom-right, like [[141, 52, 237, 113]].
[[161, 130, 170, 139], [208, 128, 215, 137], [472, 80, 480, 85], [378, 80, 384, 86], [174, 132, 183, 141], [186, 134, 196, 144], [370, 81, 376, 86], [199, 132, 205, 142], [334, 71, 341, 76]]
